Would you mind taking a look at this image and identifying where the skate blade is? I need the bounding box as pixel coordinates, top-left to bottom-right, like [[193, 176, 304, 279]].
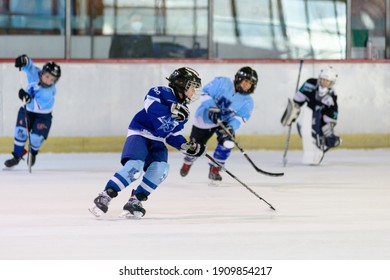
[[118, 210, 143, 220], [2, 166, 18, 171], [208, 180, 220, 187], [118, 210, 132, 219], [133, 211, 144, 219], [89, 206, 104, 217]]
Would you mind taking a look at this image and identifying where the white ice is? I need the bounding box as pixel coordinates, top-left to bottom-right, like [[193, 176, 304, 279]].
[[0, 149, 389, 260]]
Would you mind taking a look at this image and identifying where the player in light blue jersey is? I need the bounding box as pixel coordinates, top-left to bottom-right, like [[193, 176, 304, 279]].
[[4, 54, 61, 168], [180, 66, 258, 181], [89, 67, 205, 218]]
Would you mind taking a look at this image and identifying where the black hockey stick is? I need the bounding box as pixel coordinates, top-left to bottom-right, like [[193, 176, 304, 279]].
[[282, 59, 304, 167], [19, 70, 32, 173], [205, 153, 276, 211], [218, 121, 284, 177], [22, 97, 32, 173]]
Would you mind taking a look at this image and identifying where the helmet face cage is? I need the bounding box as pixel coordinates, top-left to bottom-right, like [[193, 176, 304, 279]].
[[183, 79, 202, 103], [234, 67, 258, 94], [41, 62, 61, 82], [167, 67, 202, 103], [318, 66, 337, 89]]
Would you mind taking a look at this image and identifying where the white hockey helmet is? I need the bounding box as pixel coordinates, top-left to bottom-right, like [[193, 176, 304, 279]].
[[318, 66, 337, 96], [319, 66, 337, 87]]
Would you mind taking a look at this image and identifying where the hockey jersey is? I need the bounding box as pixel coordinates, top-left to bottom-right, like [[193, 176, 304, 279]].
[[294, 78, 338, 123], [21, 59, 58, 114], [128, 86, 188, 150], [193, 77, 254, 131]]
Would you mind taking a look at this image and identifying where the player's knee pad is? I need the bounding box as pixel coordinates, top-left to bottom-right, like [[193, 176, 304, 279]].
[[30, 133, 44, 150], [121, 159, 144, 182], [105, 160, 143, 192], [135, 161, 169, 197], [142, 161, 169, 188], [214, 144, 232, 162], [14, 126, 28, 142]]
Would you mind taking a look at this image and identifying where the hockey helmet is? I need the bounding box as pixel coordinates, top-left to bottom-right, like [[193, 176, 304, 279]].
[[318, 66, 337, 94], [41, 61, 61, 84], [167, 67, 202, 103], [234, 66, 258, 94], [318, 66, 337, 88]]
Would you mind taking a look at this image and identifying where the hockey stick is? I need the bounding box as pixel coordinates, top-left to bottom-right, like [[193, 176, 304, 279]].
[[205, 153, 276, 211], [23, 98, 32, 173], [19, 70, 32, 173], [282, 59, 304, 167], [217, 121, 284, 177]]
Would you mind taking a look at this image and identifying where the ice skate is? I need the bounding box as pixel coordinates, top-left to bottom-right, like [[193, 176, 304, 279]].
[[120, 190, 146, 219], [89, 188, 117, 217], [208, 165, 222, 181], [4, 152, 24, 168], [180, 162, 192, 177]]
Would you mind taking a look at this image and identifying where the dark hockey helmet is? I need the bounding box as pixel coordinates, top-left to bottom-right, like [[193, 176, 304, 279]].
[[41, 61, 61, 82], [167, 67, 202, 103], [234, 66, 258, 94]]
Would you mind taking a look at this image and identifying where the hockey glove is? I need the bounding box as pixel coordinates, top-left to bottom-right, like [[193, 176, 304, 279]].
[[171, 103, 190, 122], [281, 98, 301, 126], [18, 89, 31, 103], [325, 135, 341, 148], [322, 123, 341, 148], [217, 125, 235, 149], [207, 106, 221, 124], [180, 141, 206, 157], [15, 54, 29, 69]]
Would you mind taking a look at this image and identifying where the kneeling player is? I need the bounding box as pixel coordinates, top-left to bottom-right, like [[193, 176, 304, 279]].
[[281, 66, 341, 165]]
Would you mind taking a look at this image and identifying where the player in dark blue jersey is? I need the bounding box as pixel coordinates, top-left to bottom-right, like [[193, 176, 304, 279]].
[[281, 66, 341, 164], [89, 67, 205, 218], [180, 66, 258, 181]]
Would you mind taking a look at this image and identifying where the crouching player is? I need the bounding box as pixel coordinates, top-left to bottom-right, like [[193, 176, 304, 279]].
[[281, 66, 341, 165]]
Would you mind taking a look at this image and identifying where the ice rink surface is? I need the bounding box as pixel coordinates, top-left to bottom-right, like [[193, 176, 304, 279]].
[[0, 149, 389, 261]]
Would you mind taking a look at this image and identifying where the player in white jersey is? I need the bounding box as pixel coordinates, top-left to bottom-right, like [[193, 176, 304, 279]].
[[180, 66, 258, 181], [89, 67, 205, 218]]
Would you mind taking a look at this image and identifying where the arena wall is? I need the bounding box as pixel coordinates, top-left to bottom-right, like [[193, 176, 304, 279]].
[[0, 59, 389, 152]]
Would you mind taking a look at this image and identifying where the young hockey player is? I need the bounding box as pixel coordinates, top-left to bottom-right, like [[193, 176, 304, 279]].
[[281, 66, 341, 165], [179, 66, 258, 181], [4, 54, 61, 168], [89, 67, 205, 218]]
